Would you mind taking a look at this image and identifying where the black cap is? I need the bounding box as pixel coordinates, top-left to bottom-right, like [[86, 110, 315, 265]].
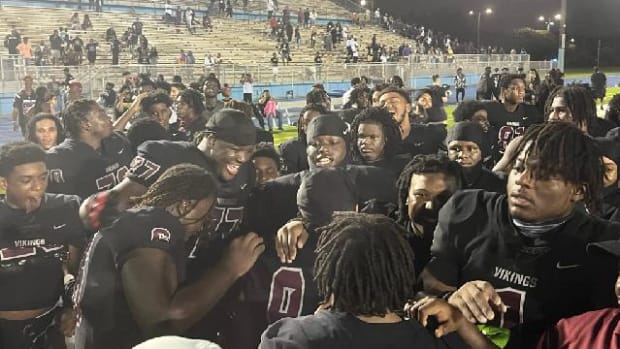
[[305, 114, 348, 142], [205, 108, 257, 146]]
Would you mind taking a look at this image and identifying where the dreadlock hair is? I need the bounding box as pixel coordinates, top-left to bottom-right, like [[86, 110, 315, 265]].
[[543, 85, 599, 135], [0, 141, 46, 177], [26, 113, 65, 147], [61, 99, 99, 139], [133, 164, 217, 217], [313, 212, 416, 316], [178, 88, 206, 115], [395, 154, 462, 234], [606, 94, 620, 127], [297, 103, 328, 138], [508, 122, 604, 213], [453, 100, 487, 122], [350, 107, 400, 163]]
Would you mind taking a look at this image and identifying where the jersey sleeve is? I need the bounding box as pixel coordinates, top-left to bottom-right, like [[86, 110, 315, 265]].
[[45, 151, 78, 197], [103, 211, 181, 269], [424, 194, 463, 287], [259, 318, 309, 349], [126, 141, 166, 188]]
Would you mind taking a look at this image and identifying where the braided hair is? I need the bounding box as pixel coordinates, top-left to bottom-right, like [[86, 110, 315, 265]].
[[349, 107, 400, 163], [314, 212, 416, 316], [543, 85, 599, 135], [133, 164, 217, 219], [395, 154, 462, 233], [507, 122, 604, 213]]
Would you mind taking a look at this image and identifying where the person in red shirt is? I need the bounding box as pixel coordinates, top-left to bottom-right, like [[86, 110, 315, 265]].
[[536, 240, 620, 349]]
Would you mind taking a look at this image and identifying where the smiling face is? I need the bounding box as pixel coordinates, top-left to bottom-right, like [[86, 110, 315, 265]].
[[307, 135, 347, 168], [148, 102, 171, 130], [208, 136, 255, 181]]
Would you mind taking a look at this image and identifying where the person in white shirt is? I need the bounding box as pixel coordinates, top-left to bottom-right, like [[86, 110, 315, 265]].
[[241, 73, 254, 104]]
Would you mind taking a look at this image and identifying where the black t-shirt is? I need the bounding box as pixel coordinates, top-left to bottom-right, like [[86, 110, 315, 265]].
[[46, 132, 134, 199], [12, 89, 36, 121], [0, 194, 84, 310], [85, 43, 97, 55], [279, 137, 308, 174], [74, 207, 186, 349], [241, 166, 398, 346], [426, 190, 620, 349], [259, 310, 461, 349], [485, 101, 544, 155], [398, 122, 447, 157]]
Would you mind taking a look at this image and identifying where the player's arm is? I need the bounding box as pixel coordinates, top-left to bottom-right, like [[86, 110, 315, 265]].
[[121, 233, 264, 337], [113, 92, 147, 131], [408, 297, 499, 349], [492, 135, 522, 174]]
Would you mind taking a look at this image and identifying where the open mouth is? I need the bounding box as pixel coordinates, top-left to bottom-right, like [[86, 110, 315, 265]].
[[225, 163, 241, 177], [315, 155, 333, 167]]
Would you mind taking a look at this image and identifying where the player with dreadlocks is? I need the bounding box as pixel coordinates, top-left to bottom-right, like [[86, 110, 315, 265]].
[[422, 122, 620, 349], [350, 107, 408, 175], [279, 104, 328, 174], [75, 163, 265, 349], [260, 212, 496, 349], [394, 154, 461, 275], [544, 85, 615, 137]]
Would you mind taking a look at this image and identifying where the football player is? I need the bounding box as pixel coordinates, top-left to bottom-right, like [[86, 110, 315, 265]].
[[46, 99, 133, 199], [74, 164, 264, 348], [0, 142, 85, 348], [421, 122, 620, 348]]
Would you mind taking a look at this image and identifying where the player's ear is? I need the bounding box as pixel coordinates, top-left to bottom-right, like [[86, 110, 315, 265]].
[[570, 184, 586, 202], [205, 134, 217, 148]]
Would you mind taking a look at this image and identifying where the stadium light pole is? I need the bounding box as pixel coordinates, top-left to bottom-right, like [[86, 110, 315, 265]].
[[469, 8, 493, 49], [558, 0, 567, 72]]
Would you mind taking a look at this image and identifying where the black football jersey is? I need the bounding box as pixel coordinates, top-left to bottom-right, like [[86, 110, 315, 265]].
[[398, 123, 447, 157], [0, 194, 84, 310], [127, 140, 256, 250], [426, 190, 620, 349], [74, 207, 186, 349], [485, 102, 544, 155], [46, 132, 134, 199]]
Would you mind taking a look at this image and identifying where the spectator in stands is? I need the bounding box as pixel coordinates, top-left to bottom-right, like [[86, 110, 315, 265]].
[[110, 36, 120, 65], [4, 26, 21, 55], [132, 17, 143, 36], [164, 0, 174, 23], [270, 53, 279, 80], [203, 13, 213, 31], [85, 39, 98, 64], [70, 12, 80, 30], [176, 49, 186, 64], [16, 37, 32, 64], [26, 113, 64, 150], [71, 36, 84, 64], [82, 14, 93, 30], [95, 0, 103, 12], [310, 9, 317, 25], [225, 0, 233, 18]]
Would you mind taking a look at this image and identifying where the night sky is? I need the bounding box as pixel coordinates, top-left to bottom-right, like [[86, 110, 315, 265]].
[[381, 0, 619, 41]]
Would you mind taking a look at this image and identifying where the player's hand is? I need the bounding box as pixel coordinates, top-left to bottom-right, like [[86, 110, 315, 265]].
[[57, 307, 77, 337], [447, 281, 506, 324], [130, 91, 148, 110], [79, 190, 121, 231], [275, 220, 308, 264], [222, 232, 265, 278], [406, 296, 467, 338]]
